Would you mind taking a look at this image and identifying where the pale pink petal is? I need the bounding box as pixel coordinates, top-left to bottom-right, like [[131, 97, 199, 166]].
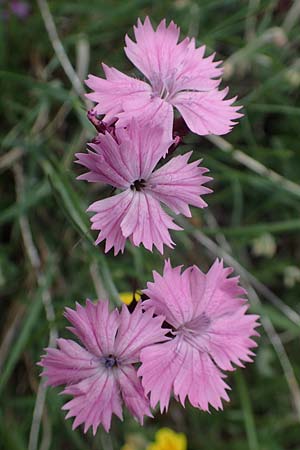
[[125, 18, 222, 94], [148, 151, 212, 216], [76, 121, 172, 188], [75, 132, 133, 188], [117, 96, 174, 142], [172, 88, 243, 135], [118, 365, 152, 424], [64, 300, 119, 356], [208, 306, 260, 371], [115, 302, 168, 363], [120, 191, 181, 254], [139, 337, 230, 412], [124, 17, 180, 83], [39, 338, 99, 387], [192, 259, 247, 318], [172, 39, 222, 92], [88, 190, 134, 255], [138, 338, 181, 413], [85, 64, 150, 122], [62, 370, 123, 434], [115, 120, 172, 180], [143, 259, 195, 327], [169, 339, 230, 411]]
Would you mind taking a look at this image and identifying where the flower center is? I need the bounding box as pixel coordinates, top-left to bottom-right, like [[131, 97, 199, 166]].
[[175, 314, 211, 353], [101, 354, 117, 369], [151, 71, 177, 102], [130, 179, 146, 191], [177, 313, 211, 338]]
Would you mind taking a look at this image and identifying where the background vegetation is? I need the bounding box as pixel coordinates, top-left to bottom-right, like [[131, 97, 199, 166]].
[[1, 0, 300, 449]]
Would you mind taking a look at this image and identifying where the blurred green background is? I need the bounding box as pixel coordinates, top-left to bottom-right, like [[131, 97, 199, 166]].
[[1, 0, 300, 449]]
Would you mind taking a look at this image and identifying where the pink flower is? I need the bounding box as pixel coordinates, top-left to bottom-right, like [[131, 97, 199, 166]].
[[139, 259, 260, 413], [39, 299, 167, 434], [75, 120, 212, 255], [85, 17, 242, 140]]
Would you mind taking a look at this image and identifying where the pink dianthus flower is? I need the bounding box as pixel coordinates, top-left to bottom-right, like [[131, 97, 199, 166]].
[[139, 259, 260, 412], [86, 17, 242, 140], [39, 300, 167, 434], [75, 120, 212, 255]]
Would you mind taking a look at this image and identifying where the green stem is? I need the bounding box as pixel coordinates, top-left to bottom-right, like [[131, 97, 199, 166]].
[[235, 372, 259, 450]]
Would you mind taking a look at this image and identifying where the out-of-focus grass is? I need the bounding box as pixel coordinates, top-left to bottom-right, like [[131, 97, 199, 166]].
[[1, 0, 300, 449]]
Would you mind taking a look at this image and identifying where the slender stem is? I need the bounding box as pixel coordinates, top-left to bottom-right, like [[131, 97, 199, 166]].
[[235, 372, 259, 450]]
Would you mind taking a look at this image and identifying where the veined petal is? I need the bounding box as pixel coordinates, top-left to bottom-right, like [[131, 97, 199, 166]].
[[88, 190, 134, 255], [208, 306, 260, 371], [139, 337, 230, 413], [192, 259, 247, 318], [76, 131, 136, 188], [120, 191, 181, 254], [85, 64, 151, 122], [118, 365, 152, 424], [143, 260, 195, 327], [125, 17, 180, 83], [117, 96, 174, 142], [115, 302, 168, 363], [139, 338, 181, 413], [62, 370, 123, 434], [172, 88, 243, 136], [172, 39, 223, 93], [149, 151, 212, 216], [65, 300, 119, 357], [39, 338, 100, 387], [170, 338, 230, 411], [115, 119, 173, 180]]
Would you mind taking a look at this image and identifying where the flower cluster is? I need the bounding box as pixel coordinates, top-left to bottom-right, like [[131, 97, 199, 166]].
[[76, 17, 242, 255], [40, 260, 259, 433], [39, 17, 259, 436]]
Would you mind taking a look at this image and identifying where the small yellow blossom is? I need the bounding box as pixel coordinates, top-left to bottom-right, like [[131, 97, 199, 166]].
[[146, 428, 187, 450], [119, 291, 141, 305]]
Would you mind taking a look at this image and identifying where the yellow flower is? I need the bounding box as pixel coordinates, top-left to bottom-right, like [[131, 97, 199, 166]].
[[119, 291, 141, 305], [146, 428, 187, 450]]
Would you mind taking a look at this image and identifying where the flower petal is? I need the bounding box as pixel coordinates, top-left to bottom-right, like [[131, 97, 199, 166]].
[[115, 302, 168, 363], [192, 259, 247, 318], [208, 306, 260, 371], [88, 190, 134, 255], [85, 64, 150, 122], [118, 365, 152, 424], [149, 151, 212, 216], [115, 119, 173, 180], [172, 39, 223, 92], [64, 300, 119, 357], [139, 338, 181, 413], [39, 338, 100, 387], [139, 337, 230, 413], [172, 88, 243, 136], [120, 191, 181, 254], [143, 259, 194, 327], [62, 370, 123, 434], [75, 132, 134, 188], [124, 17, 180, 83], [117, 96, 174, 142]]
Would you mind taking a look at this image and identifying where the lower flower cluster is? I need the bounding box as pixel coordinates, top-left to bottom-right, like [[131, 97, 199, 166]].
[[39, 259, 259, 434]]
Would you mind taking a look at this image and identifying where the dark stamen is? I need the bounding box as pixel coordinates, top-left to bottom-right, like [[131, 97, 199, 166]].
[[130, 179, 146, 191], [102, 354, 117, 369]]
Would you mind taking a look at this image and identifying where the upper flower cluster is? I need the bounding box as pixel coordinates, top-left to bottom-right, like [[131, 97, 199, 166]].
[[77, 17, 242, 254]]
